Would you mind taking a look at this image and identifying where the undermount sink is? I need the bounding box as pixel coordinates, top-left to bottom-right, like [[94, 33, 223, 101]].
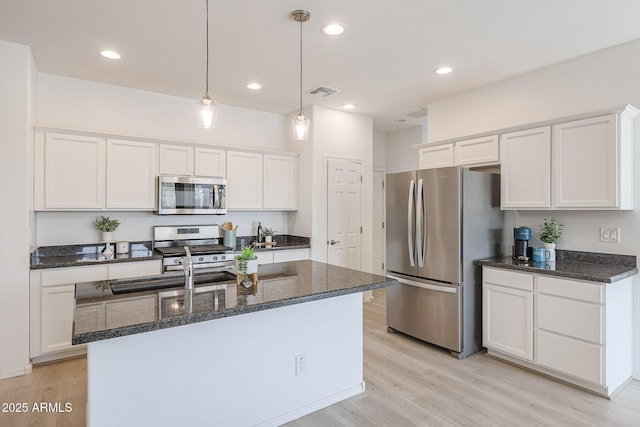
[[158, 284, 227, 318], [110, 271, 235, 294]]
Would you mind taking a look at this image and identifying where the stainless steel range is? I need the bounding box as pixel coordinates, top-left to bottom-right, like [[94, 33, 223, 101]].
[[153, 225, 235, 273]]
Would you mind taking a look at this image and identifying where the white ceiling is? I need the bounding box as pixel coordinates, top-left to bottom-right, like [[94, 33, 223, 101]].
[[1, 0, 640, 132]]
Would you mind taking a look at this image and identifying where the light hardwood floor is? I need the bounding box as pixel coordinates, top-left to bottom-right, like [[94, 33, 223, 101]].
[[2, 288, 640, 426]]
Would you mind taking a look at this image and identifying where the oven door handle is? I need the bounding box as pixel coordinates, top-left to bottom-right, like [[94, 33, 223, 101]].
[[165, 264, 235, 272]]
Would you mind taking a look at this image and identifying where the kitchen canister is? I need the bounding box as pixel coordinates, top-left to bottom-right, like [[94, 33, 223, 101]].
[[223, 230, 236, 248]]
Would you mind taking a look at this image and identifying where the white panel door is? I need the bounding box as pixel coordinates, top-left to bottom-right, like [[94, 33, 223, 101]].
[[263, 154, 297, 210], [500, 126, 551, 209], [40, 285, 75, 353], [226, 151, 263, 209], [327, 159, 362, 270], [106, 139, 157, 209], [483, 283, 533, 361], [44, 133, 106, 209], [159, 144, 194, 176], [552, 115, 617, 208], [194, 147, 226, 177]]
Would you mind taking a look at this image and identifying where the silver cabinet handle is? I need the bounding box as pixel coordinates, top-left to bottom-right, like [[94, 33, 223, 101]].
[[329, 240, 341, 245]]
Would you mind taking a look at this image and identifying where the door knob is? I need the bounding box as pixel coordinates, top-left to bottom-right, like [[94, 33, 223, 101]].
[[329, 240, 341, 245]]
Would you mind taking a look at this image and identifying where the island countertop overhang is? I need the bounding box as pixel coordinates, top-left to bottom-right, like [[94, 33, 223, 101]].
[[73, 260, 397, 345]]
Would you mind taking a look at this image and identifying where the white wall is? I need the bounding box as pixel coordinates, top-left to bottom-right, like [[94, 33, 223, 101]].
[[0, 41, 36, 378], [426, 38, 640, 377], [288, 106, 374, 273], [386, 126, 422, 173], [372, 131, 387, 169], [34, 74, 293, 246]]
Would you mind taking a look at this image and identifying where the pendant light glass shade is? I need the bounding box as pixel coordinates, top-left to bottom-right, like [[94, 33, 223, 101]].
[[197, 95, 218, 129], [292, 10, 310, 141], [292, 112, 310, 140]]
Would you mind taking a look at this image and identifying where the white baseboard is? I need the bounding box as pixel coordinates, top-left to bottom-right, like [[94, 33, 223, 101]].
[[0, 362, 32, 380], [256, 382, 366, 427], [633, 370, 639, 381]]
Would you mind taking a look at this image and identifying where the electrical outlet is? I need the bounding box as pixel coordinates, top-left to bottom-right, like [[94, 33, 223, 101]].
[[295, 354, 306, 376], [600, 227, 621, 243]]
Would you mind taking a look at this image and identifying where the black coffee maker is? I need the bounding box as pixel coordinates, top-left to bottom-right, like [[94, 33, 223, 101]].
[[513, 227, 531, 261]]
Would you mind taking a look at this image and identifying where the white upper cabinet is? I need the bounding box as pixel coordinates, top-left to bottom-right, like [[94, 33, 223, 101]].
[[552, 108, 637, 209], [159, 144, 194, 176], [418, 144, 454, 169], [500, 126, 551, 209], [37, 132, 106, 210], [106, 139, 157, 209], [454, 135, 499, 166], [263, 154, 297, 210], [194, 147, 226, 177], [226, 151, 263, 210]]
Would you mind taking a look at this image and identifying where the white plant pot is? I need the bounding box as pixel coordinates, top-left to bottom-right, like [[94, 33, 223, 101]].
[[101, 231, 114, 242], [236, 259, 258, 275], [542, 242, 556, 262], [264, 236, 273, 243]]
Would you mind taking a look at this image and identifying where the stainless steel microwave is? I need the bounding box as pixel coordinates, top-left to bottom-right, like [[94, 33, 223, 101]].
[[157, 176, 227, 215]]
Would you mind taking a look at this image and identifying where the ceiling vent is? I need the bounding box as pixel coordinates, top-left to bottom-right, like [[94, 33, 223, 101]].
[[308, 86, 341, 97], [406, 107, 428, 118]]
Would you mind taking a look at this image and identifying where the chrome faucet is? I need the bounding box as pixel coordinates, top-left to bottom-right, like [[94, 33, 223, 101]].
[[179, 246, 194, 290]]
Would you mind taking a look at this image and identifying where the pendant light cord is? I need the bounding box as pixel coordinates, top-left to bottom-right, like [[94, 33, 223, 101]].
[[205, 0, 209, 97], [299, 18, 303, 114]]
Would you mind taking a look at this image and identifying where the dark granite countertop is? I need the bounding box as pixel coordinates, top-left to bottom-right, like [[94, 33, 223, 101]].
[[476, 250, 637, 283], [73, 260, 396, 344], [233, 234, 310, 252], [31, 242, 161, 270]]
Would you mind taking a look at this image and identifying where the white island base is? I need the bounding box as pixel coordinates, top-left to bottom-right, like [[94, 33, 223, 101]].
[[86, 293, 364, 427]]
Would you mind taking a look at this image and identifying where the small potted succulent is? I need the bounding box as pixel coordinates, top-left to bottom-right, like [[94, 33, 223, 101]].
[[94, 216, 120, 242], [262, 227, 276, 244], [539, 218, 563, 262], [235, 245, 258, 287]]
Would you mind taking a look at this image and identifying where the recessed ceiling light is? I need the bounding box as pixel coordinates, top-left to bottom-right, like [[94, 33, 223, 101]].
[[343, 104, 355, 110], [100, 50, 121, 60], [434, 66, 454, 75], [322, 23, 345, 36], [247, 82, 262, 90]]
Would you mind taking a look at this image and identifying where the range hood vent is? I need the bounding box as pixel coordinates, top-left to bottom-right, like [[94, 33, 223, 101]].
[[308, 86, 341, 97]]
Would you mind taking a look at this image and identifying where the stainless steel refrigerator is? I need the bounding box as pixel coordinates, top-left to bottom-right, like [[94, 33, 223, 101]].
[[386, 166, 503, 358]]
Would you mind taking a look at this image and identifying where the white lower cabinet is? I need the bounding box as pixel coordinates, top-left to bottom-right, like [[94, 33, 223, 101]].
[[482, 266, 634, 397], [252, 248, 310, 266], [30, 260, 162, 362]]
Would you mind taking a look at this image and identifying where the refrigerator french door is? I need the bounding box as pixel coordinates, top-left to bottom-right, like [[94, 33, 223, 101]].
[[386, 167, 463, 353]]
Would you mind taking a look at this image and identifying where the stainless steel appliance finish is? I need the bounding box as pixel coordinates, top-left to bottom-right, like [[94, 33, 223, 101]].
[[153, 225, 235, 273], [157, 176, 227, 215], [386, 167, 503, 358]]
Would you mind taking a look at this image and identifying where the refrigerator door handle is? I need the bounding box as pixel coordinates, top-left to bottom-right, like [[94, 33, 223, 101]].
[[407, 179, 415, 267], [417, 178, 427, 267], [387, 274, 458, 294]]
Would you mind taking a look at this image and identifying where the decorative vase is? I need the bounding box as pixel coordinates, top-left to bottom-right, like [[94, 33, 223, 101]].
[[542, 242, 556, 262], [236, 259, 258, 287]]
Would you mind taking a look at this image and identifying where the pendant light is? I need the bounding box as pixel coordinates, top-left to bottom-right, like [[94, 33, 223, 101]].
[[197, 0, 217, 129], [292, 10, 310, 140]]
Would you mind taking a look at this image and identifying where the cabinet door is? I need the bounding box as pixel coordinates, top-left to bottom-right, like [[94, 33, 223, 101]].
[[41, 285, 76, 353], [454, 135, 499, 166], [195, 147, 226, 177], [483, 283, 533, 360], [159, 144, 194, 176], [552, 115, 618, 208], [418, 144, 454, 169], [263, 155, 297, 210], [106, 139, 158, 209], [226, 151, 263, 209], [44, 133, 106, 209], [500, 126, 551, 209]]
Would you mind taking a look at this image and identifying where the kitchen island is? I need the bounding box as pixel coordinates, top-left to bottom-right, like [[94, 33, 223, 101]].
[[73, 260, 396, 427]]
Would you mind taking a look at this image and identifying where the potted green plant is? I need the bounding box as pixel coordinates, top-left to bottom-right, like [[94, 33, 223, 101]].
[[235, 245, 258, 287], [262, 227, 276, 244], [539, 218, 563, 262], [94, 216, 120, 242]]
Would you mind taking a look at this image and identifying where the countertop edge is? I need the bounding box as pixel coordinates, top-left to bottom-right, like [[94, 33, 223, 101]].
[[72, 278, 396, 345]]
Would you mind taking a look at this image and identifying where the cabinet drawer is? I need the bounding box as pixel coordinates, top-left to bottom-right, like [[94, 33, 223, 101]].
[[483, 267, 533, 291], [255, 251, 274, 265], [537, 276, 602, 303], [536, 329, 602, 385], [273, 249, 309, 263], [41, 265, 108, 287], [108, 260, 162, 280], [537, 294, 602, 344]]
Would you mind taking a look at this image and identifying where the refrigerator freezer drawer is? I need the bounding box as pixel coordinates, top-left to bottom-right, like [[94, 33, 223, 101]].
[[386, 274, 461, 352]]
